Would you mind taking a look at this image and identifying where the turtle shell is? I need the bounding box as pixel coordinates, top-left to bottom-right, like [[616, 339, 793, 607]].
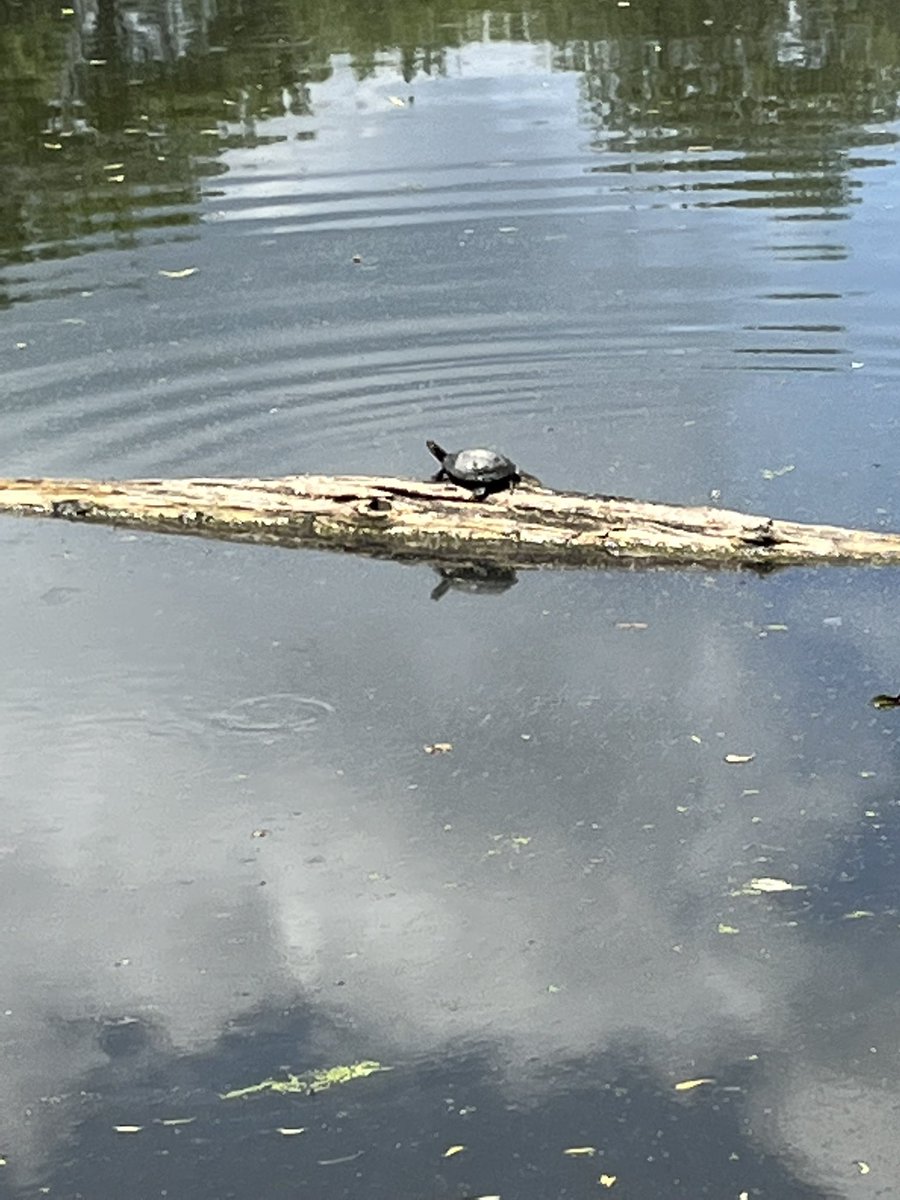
[[442, 448, 517, 486]]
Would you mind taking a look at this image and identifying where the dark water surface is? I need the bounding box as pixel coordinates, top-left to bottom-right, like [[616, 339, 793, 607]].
[[4, 1, 900, 1197]]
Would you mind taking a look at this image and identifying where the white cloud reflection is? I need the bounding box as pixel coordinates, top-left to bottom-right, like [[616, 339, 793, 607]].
[[1, 521, 898, 1195]]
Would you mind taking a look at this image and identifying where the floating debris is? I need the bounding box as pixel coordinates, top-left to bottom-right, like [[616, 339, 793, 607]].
[[318, 1151, 364, 1166], [674, 1077, 715, 1092], [222, 1060, 391, 1100], [736, 877, 804, 895], [443, 1145, 466, 1158]]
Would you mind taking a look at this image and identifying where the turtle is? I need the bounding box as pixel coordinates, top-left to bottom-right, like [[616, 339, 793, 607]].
[[426, 439, 522, 500]]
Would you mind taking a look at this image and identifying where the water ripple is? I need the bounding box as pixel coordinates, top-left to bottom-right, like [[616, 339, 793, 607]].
[[210, 693, 335, 737]]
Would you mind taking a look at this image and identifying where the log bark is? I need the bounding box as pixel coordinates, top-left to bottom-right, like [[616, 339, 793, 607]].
[[0, 473, 898, 569]]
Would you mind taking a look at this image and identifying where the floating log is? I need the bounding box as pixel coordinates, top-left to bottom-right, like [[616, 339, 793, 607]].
[[0, 473, 899, 569]]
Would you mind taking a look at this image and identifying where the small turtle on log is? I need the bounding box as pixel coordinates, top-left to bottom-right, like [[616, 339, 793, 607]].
[[426, 440, 537, 499]]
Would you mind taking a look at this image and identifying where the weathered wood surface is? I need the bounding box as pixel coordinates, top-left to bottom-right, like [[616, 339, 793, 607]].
[[0, 473, 899, 569]]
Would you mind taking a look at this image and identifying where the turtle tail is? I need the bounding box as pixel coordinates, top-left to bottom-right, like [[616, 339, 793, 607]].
[[426, 440, 447, 463]]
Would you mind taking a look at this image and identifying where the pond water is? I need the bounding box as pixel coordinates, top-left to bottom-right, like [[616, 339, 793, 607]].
[[3, 1, 900, 1196]]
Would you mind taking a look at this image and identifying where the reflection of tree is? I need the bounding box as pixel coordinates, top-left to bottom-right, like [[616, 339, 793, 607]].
[[565, 1, 900, 217], [565, 1, 900, 148], [1, 0, 900, 284]]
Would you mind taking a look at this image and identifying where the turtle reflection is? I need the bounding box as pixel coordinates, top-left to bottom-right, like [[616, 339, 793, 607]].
[[430, 562, 518, 602]]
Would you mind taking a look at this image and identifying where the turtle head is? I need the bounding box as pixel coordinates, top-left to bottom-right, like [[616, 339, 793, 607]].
[[426, 440, 447, 463]]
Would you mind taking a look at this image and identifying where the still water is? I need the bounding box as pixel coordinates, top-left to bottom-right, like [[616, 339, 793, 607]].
[[4, 0, 900, 1196]]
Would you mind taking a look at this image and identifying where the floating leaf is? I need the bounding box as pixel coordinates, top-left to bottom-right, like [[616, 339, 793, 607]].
[[424, 742, 453, 755], [598, 1175, 617, 1188], [443, 1145, 465, 1158], [158, 268, 198, 279], [387, 96, 407, 107], [674, 1077, 714, 1092], [738, 877, 803, 895], [277, 1127, 307, 1136], [564, 1146, 597, 1157], [717, 923, 739, 935], [760, 464, 795, 479], [724, 753, 755, 764], [114, 1125, 143, 1133], [856, 1161, 870, 1175], [843, 910, 874, 920]]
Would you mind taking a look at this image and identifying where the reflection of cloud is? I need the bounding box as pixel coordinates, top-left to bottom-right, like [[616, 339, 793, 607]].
[[0, 740, 292, 1183], [1, 524, 899, 1194], [754, 1067, 900, 1198], [265, 760, 777, 1072]]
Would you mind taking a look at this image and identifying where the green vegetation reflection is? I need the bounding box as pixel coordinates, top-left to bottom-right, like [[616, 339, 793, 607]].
[[2, 0, 900, 292]]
